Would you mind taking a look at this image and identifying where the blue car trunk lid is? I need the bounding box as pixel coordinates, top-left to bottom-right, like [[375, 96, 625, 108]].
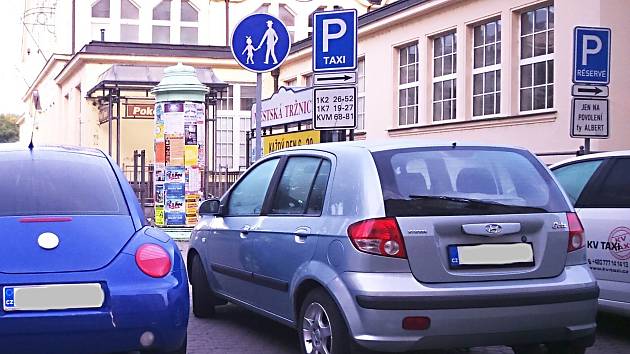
[[0, 215, 135, 274]]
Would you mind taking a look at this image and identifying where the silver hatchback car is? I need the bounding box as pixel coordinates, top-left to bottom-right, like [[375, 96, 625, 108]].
[[188, 141, 598, 354]]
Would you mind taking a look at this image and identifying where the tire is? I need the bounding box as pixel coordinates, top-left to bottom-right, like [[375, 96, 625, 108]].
[[298, 288, 364, 354], [190, 255, 216, 318], [511, 345, 543, 354], [545, 342, 587, 354]]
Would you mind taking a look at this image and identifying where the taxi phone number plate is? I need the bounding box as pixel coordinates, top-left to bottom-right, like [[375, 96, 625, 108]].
[[3, 283, 104, 311]]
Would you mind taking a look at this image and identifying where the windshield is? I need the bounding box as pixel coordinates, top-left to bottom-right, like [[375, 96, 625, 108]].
[[0, 151, 128, 216], [372, 147, 570, 217]]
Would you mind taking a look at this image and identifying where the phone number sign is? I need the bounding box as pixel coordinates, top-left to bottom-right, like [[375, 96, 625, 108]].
[[313, 86, 357, 130]]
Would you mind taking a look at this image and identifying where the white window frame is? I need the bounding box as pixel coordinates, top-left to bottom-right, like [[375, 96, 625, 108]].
[[120, 0, 140, 42], [302, 73, 313, 87], [397, 42, 420, 127], [180, 0, 199, 45], [91, 0, 111, 41], [357, 57, 366, 131], [431, 32, 457, 122], [279, 3, 297, 43], [471, 18, 501, 119], [518, 4, 554, 114]]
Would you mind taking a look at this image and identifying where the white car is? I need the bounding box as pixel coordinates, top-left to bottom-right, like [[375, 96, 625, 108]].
[[551, 151, 630, 316]]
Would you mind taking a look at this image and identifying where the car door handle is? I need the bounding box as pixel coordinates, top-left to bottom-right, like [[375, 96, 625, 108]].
[[294, 227, 311, 244], [240, 225, 251, 239]]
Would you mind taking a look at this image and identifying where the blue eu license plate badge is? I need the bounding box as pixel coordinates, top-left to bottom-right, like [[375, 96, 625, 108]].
[[4, 287, 15, 309], [448, 246, 460, 267]]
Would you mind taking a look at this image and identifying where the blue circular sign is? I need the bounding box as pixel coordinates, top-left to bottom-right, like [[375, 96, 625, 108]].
[[231, 13, 291, 73]]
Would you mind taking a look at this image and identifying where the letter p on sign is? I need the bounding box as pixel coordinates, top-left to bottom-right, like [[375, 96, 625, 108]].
[[582, 35, 602, 65], [322, 19, 346, 53]]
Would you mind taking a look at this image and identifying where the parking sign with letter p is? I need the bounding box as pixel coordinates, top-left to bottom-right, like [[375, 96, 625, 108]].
[[313, 9, 357, 72], [573, 27, 611, 84]]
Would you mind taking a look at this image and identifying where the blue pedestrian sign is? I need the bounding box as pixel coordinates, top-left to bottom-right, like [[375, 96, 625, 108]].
[[231, 14, 291, 73], [313, 9, 357, 72], [573, 27, 611, 84]]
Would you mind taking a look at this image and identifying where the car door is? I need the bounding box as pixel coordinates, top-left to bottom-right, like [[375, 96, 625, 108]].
[[243, 154, 333, 321], [204, 157, 280, 304], [572, 158, 630, 302]]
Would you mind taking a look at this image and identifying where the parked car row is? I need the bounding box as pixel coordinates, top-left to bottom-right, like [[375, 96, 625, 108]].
[[1, 143, 627, 354]]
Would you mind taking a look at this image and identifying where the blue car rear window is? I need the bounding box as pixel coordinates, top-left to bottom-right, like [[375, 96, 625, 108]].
[[0, 152, 128, 216]]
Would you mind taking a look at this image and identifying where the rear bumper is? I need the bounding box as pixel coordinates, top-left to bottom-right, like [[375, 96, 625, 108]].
[[328, 265, 598, 352], [0, 253, 189, 354]]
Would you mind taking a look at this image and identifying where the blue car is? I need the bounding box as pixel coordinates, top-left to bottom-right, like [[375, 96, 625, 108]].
[[0, 145, 188, 354]]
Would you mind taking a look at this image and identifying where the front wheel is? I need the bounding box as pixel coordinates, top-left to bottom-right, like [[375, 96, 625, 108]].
[[298, 288, 364, 354], [190, 255, 216, 318]]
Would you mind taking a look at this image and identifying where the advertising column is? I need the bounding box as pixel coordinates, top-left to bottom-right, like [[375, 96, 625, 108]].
[[151, 64, 209, 227]]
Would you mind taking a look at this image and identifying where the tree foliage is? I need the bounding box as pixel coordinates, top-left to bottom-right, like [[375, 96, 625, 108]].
[[0, 114, 20, 143]]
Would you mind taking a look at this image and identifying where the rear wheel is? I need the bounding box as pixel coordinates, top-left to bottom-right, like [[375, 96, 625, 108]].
[[511, 345, 543, 354], [298, 288, 365, 354], [190, 255, 216, 318]]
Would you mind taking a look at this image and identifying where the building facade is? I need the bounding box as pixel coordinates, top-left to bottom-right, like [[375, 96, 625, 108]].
[[19, 0, 388, 175], [276, 0, 630, 162]]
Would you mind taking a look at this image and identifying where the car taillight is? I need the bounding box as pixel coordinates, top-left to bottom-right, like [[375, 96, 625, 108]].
[[347, 217, 407, 258], [567, 212, 585, 253], [135, 244, 171, 278]]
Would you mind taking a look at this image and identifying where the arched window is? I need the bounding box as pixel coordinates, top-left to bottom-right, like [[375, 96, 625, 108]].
[[308, 6, 326, 29], [254, 3, 270, 14], [153, 0, 171, 21], [91, 0, 110, 18], [279, 4, 296, 42], [120, 0, 139, 42], [181, 0, 199, 44], [152, 0, 172, 43]]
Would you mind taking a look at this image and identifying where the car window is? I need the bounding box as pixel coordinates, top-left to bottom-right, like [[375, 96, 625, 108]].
[[552, 159, 603, 205], [227, 158, 279, 216], [372, 147, 570, 217], [306, 160, 331, 215], [0, 153, 127, 216], [580, 158, 630, 208], [270, 157, 323, 215]]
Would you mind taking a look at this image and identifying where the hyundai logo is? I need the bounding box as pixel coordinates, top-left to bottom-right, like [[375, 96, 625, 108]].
[[485, 224, 502, 234]]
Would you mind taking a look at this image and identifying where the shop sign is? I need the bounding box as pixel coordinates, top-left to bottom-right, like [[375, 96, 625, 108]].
[[252, 87, 313, 128], [126, 103, 155, 119], [263, 130, 320, 155]]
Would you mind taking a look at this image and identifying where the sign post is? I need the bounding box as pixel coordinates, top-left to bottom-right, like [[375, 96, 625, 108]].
[[312, 9, 358, 138], [231, 14, 291, 161], [572, 26, 611, 153]]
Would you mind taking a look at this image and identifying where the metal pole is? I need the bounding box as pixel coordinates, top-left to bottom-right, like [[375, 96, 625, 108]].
[[108, 93, 113, 156], [584, 138, 591, 154], [204, 99, 210, 199], [133, 150, 139, 195], [116, 92, 121, 165], [245, 131, 251, 168], [140, 150, 146, 206], [255, 73, 263, 161]]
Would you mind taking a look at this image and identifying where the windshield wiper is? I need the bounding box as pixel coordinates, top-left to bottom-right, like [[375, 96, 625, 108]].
[[407, 195, 547, 212]]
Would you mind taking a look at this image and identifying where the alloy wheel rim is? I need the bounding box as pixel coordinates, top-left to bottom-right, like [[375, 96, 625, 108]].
[[302, 302, 332, 354]]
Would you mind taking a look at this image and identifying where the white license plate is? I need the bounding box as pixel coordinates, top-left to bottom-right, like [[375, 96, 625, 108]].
[[3, 283, 104, 312], [448, 243, 534, 268]]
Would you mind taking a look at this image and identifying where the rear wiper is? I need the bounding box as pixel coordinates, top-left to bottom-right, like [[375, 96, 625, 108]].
[[407, 195, 546, 212]]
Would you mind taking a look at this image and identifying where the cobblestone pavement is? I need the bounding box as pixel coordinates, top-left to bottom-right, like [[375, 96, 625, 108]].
[[177, 242, 630, 354]]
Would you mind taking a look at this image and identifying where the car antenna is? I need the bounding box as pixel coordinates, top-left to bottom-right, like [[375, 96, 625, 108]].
[[28, 118, 35, 151], [451, 142, 457, 149]]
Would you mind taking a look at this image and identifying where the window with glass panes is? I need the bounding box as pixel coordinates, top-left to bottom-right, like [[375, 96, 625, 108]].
[[91, 0, 110, 41], [216, 116, 233, 169], [284, 78, 297, 87], [181, 0, 198, 45], [520, 5, 554, 111], [433, 33, 457, 121], [357, 58, 365, 130], [398, 43, 419, 126], [473, 20, 501, 117], [239, 117, 251, 168], [152, 0, 171, 43], [217, 86, 233, 111], [303, 74, 313, 87], [240, 86, 256, 112], [280, 4, 296, 43], [120, 0, 139, 42]]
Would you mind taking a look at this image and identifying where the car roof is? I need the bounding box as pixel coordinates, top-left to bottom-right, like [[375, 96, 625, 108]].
[[273, 139, 530, 155], [0, 144, 106, 157], [550, 150, 630, 168]]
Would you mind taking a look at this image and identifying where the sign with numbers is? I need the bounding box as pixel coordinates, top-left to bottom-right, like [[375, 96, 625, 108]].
[[313, 86, 357, 130]]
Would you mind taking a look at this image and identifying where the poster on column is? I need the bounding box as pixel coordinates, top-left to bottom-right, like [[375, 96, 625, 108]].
[[184, 102, 197, 123], [164, 102, 185, 135], [186, 167, 202, 193], [184, 124, 197, 145], [155, 184, 165, 204], [166, 136, 185, 165], [165, 212, 186, 225], [185, 145, 199, 167], [165, 166, 185, 183], [155, 206, 165, 226]]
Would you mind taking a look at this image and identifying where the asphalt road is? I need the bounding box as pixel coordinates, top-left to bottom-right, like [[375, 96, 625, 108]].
[[177, 242, 630, 354]]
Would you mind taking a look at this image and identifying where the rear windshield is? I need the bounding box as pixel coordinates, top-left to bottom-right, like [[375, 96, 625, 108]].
[[0, 152, 128, 216], [372, 147, 570, 216]]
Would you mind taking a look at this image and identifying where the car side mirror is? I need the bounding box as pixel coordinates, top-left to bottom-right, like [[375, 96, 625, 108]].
[[199, 199, 221, 216]]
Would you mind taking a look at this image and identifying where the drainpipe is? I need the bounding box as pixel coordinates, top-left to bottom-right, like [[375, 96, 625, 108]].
[[225, 0, 230, 46]]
